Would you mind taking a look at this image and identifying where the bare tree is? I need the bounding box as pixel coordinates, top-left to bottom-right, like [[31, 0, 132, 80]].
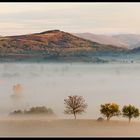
[[64, 95, 88, 119]]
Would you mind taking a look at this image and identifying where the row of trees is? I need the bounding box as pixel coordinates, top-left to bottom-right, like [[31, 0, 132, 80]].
[[64, 95, 140, 123], [100, 103, 139, 123]]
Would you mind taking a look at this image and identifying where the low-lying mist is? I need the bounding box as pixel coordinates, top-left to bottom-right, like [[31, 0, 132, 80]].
[[0, 62, 140, 120]]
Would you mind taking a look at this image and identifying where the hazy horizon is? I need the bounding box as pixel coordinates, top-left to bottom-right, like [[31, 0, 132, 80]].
[[1, 30, 140, 37], [0, 2, 140, 36], [3, 30, 140, 37]]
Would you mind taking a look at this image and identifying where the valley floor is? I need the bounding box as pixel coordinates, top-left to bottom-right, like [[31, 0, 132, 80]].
[[0, 118, 140, 137]]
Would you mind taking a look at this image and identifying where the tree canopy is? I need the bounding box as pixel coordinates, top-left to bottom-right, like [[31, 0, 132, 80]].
[[100, 103, 121, 121], [122, 104, 140, 123]]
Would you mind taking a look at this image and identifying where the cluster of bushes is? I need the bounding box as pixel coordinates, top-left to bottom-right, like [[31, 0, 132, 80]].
[[11, 106, 54, 116]]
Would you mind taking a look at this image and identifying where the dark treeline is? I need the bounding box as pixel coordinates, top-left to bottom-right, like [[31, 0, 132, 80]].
[[11, 106, 55, 116]]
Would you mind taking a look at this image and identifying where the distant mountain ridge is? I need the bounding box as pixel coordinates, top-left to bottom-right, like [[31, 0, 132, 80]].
[[74, 33, 140, 49], [113, 34, 140, 49], [74, 33, 128, 49]]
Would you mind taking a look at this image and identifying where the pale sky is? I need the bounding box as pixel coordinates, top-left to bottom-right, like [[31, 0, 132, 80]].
[[0, 2, 140, 36]]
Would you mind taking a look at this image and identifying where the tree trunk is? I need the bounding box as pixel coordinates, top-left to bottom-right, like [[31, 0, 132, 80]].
[[129, 117, 131, 123], [74, 112, 76, 119], [107, 117, 110, 122]]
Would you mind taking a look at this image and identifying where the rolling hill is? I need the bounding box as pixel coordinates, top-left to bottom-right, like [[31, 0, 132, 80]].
[[0, 30, 127, 62]]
